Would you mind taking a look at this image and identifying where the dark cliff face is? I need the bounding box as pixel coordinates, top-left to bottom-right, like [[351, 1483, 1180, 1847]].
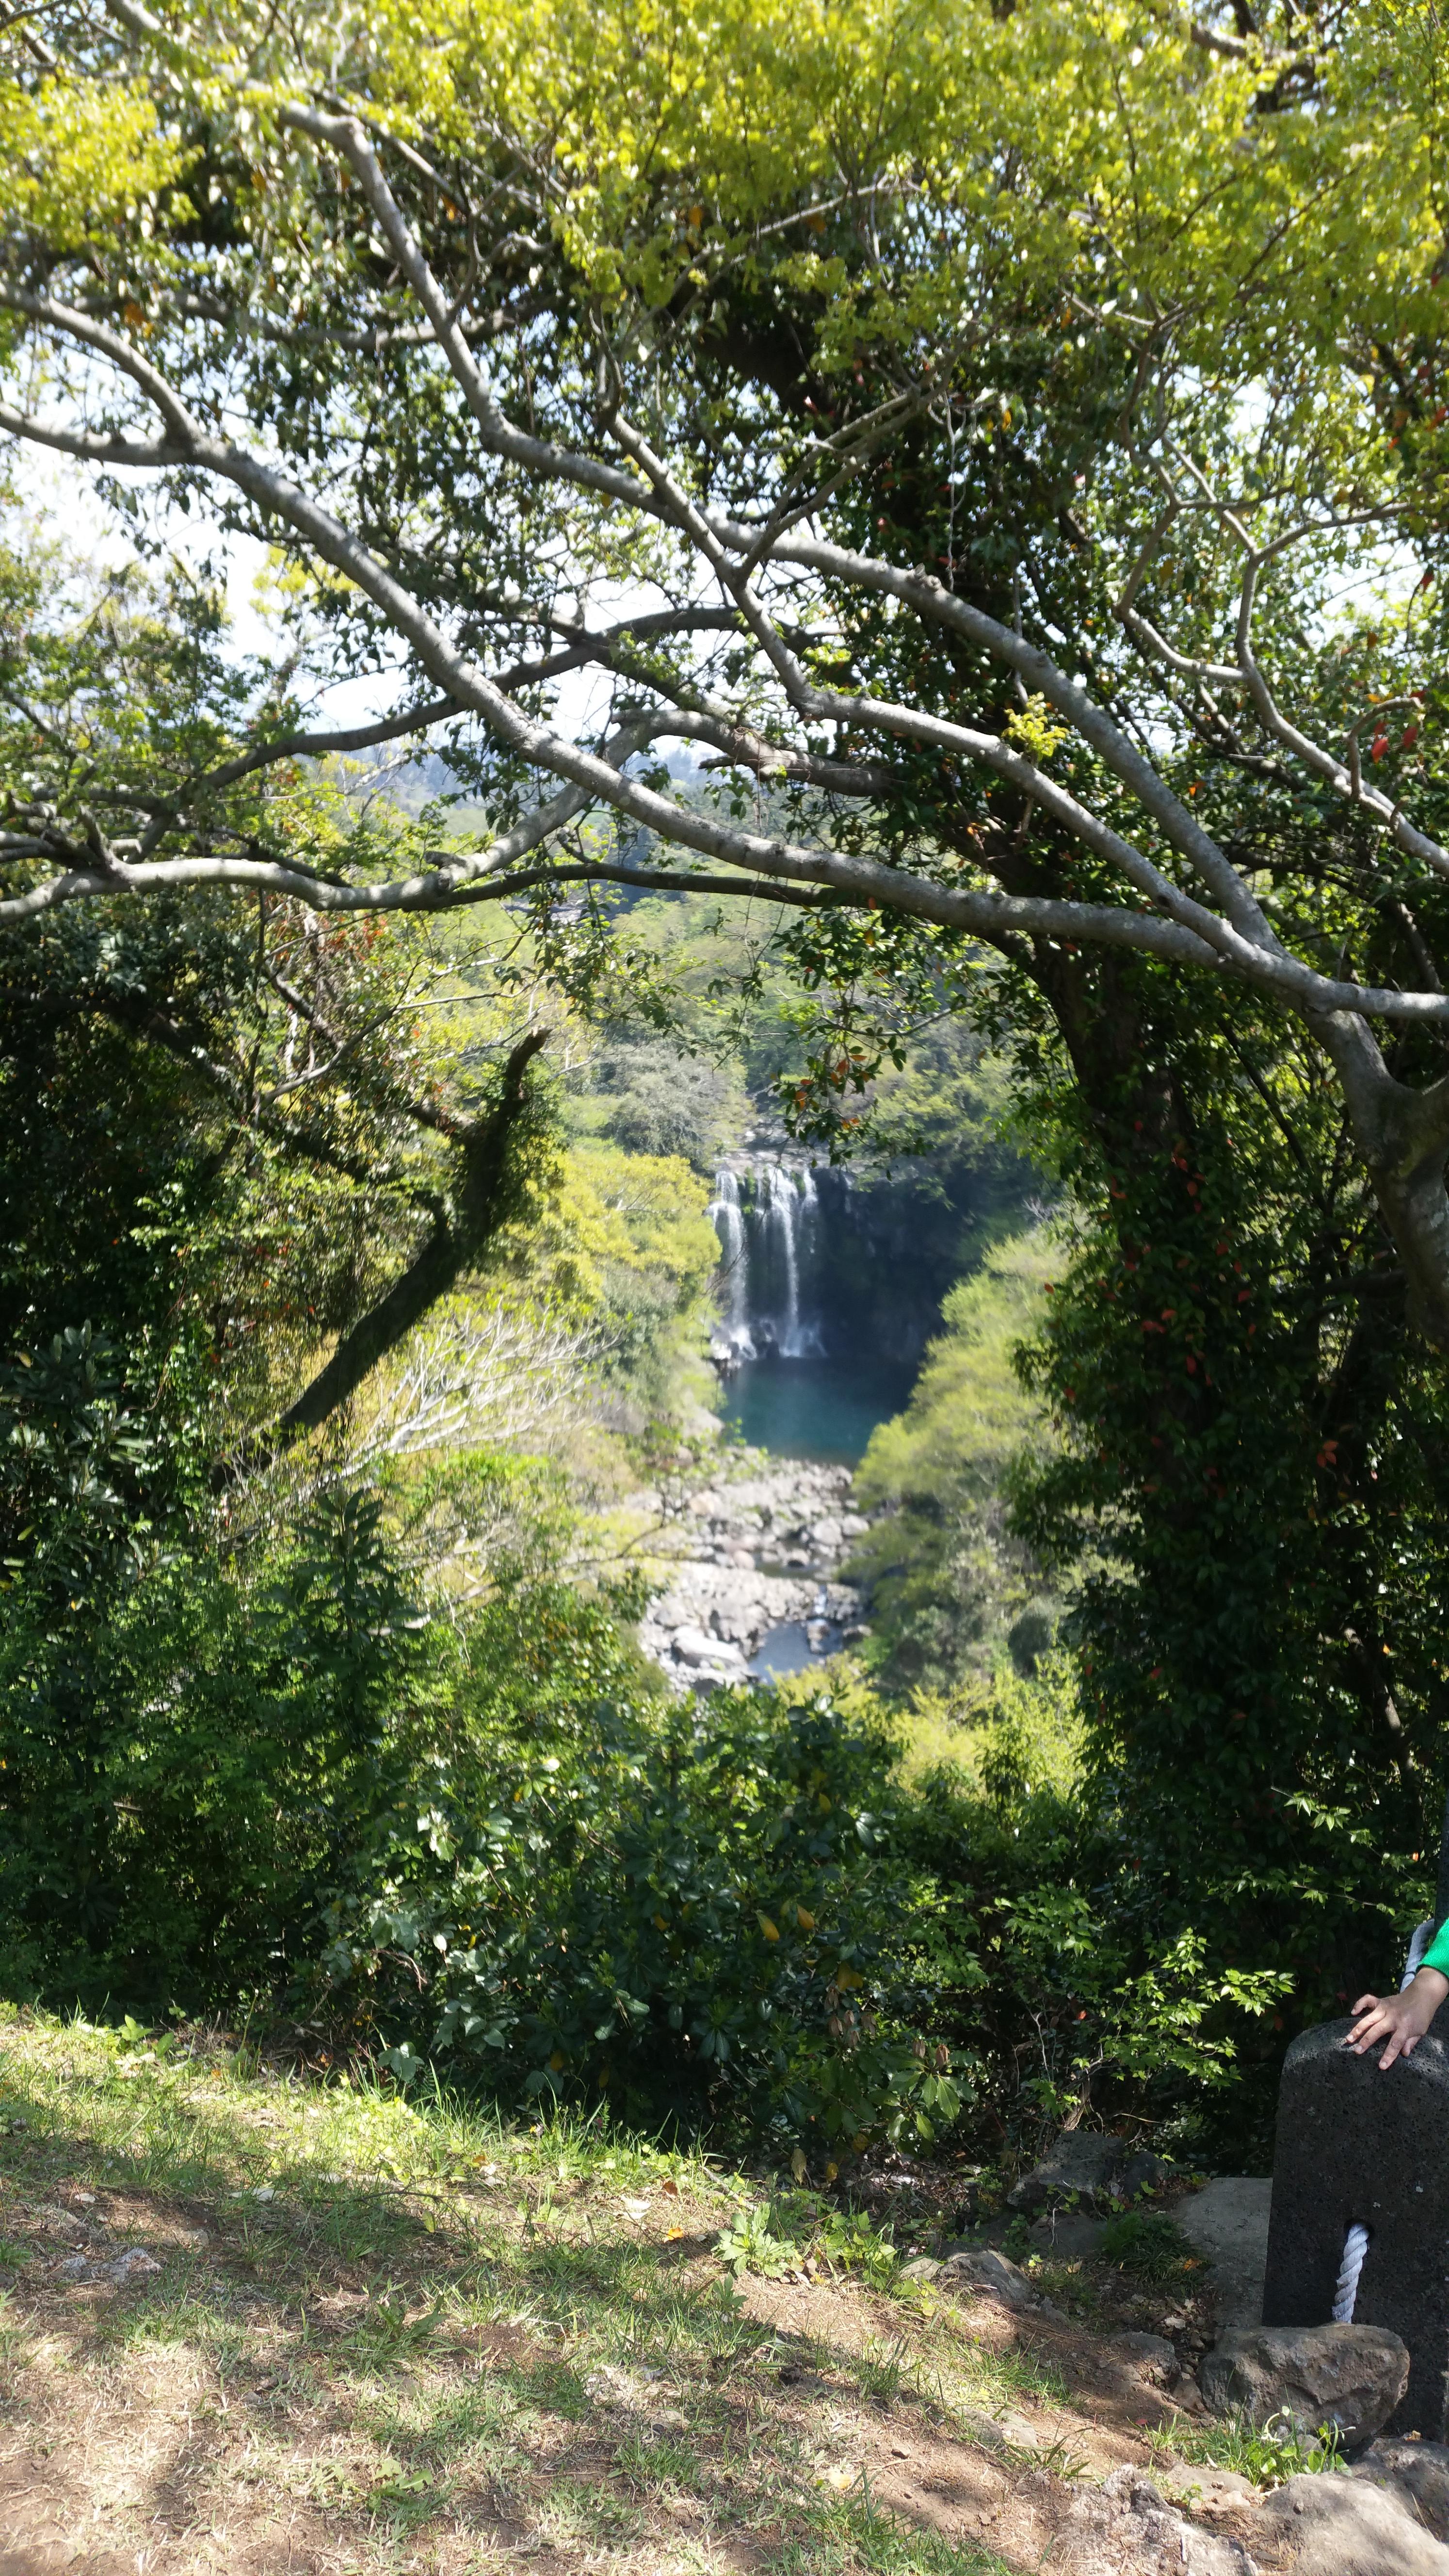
[[711, 1158, 1027, 1369]]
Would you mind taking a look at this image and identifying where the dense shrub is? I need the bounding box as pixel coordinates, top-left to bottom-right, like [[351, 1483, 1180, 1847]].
[[847, 1232, 1060, 1688], [1004, 983, 1449, 2151], [316, 1660, 962, 2157], [0, 1483, 444, 2014], [889, 1665, 1288, 2166], [0, 1329, 1296, 2170], [0, 1404, 961, 2156]]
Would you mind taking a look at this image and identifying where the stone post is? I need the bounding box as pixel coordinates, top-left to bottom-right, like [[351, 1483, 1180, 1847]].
[[1262, 2017, 1449, 2439]]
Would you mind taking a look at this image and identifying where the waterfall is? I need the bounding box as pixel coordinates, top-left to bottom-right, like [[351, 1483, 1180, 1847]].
[[769, 1166, 802, 1353], [709, 1161, 823, 1366], [773, 1166, 822, 1358], [707, 1170, 756, 1359]]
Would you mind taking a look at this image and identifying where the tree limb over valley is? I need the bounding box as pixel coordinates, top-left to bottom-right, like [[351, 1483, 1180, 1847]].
[[4, 0, 1449, 1328]]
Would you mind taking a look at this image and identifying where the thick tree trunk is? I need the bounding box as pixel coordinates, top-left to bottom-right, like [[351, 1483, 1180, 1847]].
[[1309, 1012, 1449, 1351]]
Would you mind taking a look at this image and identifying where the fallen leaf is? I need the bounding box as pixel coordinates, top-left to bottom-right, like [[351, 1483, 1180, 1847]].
[[622, 2197, 650, 2219]]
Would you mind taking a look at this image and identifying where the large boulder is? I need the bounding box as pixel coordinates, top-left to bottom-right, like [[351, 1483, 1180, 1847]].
[[1200, 2323, 1409, 2445], [1029, 2209, 1109, 2258], [1010, 2130, 1179, 2213], [1351, 2438, 1449, 2543], [1119, 2149, 1180, 2199], [1255, 2469, 1449, 2574]]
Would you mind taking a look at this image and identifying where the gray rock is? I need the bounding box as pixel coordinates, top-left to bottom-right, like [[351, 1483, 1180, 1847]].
[[1168, 2466, 1257, 2515], [961, 2406, 1040, 2453], [1352, 2438, 1449, 2542], [1263, 2016, 1449, 2440], [1118, 2150, 1179, 2200], [1107, 2331, 1179, 2386], [899, 2256, 942, 2282], [1177, 2178, 1273, 2329], [1256, 2469, 1449, 2573], [669, 1625, 719, 1663], [1030, 2210, 1109, 2259], [1063, 2467, 1258, 2574], [939, 2248, 1039, 2314], [1199, 2324, 1409, 2445], [56, 2244, 162, 2287], [1008, 2130, 1127, 2212], [106, 2247, 162, 2285]]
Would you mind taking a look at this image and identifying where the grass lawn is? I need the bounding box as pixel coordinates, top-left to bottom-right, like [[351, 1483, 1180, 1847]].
[[0, 2006, 1047, 2575]]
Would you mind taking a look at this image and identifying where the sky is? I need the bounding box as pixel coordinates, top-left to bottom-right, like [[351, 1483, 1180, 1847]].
[[13, 445, 687, 757]]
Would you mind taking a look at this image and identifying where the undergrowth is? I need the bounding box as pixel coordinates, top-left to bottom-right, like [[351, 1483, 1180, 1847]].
[[1152, 2409, 1350, 2493]]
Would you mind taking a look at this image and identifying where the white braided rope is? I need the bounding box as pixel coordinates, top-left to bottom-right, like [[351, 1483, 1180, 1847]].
[[1333, 2222, 1370, 2323], [1325, 1921, 1428, 2327]]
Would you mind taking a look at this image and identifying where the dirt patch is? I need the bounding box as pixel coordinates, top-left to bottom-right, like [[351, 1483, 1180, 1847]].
[[0, 2018, 1308, 2576]]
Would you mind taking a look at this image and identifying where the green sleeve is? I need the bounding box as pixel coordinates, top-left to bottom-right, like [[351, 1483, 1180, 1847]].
[[1421, 1922, 1449, 1978]]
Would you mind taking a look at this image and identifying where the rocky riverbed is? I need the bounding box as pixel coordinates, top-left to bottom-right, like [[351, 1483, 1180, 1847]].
[[636, 1453, 872, 1689]]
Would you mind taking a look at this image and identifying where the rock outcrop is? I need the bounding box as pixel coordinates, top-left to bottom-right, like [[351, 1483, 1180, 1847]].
[[1008, 2129, 1178, 2212], [1256, 2467, 1449, 2573], [637, 1456, 868, 1686], [1062, 2468, 1258, 2575], [1199, 2322, 1409, 2444], [1351, 2436, 1449, 2542]]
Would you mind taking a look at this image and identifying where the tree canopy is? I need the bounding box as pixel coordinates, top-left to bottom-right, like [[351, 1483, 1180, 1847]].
[[5, 0, 1449, 1351]]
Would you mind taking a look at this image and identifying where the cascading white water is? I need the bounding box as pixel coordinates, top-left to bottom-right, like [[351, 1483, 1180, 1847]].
[[707, 1169, 756, 1358], [769, 1166, 802, 1353], [709, 1161, 822, 1364], [774, 1166, 822, 1357]]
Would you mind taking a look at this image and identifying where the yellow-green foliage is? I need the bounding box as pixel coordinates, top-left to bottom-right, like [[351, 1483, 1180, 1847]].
[[893, 1655, 1083, 1803], [0, 73, 188, 247], [847, 1231, 1059, 1687], [259, 0, 1449, 479], [783, 1649, 1082, 1803], [858, 1231, 1056, 1513], [19, 5, 1443, 500], [539, 1139, 720, 1410]]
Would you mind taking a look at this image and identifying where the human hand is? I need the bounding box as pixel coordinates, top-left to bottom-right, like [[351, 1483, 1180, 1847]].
[[1345, 1968, 1449, 2069]]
